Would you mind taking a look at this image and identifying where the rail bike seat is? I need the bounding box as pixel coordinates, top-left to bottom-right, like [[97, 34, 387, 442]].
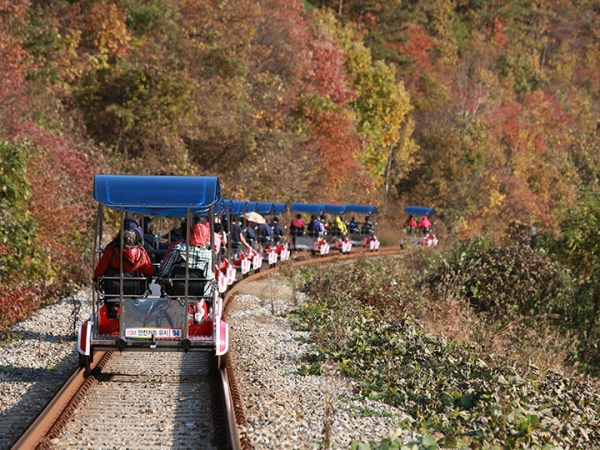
[[290, 228, 304, 237], [98, 265, 149, 298], [164, 266, 214, 297], [258, 235, 271, 246]]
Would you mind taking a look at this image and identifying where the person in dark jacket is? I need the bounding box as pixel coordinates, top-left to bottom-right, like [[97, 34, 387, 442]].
[[142, 216, 161, 262], [348, 216, 360, 234], [271, 217, 285, 242]]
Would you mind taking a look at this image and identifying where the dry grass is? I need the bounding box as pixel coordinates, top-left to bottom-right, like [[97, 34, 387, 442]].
[[414, 289, 579, 375]]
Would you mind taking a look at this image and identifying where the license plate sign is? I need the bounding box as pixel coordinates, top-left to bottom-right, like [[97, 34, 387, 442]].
[[125, 328, 182, 339]]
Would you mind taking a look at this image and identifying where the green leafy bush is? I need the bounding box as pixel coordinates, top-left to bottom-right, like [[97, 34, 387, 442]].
[[423, 238, 572, 324], [292, 257, 600, 449]]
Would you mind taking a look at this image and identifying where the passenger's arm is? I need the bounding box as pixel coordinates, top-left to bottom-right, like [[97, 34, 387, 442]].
[[93, 247, 113, 280], [239, 232, 251, 249]]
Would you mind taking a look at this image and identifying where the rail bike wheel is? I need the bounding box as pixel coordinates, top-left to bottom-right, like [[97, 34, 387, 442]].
[[78, 353, 91, 373]]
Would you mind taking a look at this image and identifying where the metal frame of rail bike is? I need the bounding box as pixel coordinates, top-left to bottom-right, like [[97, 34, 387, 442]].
[[345, 203, 381, 251], [401, 205, 438, 247], [77, 175, 229, 372], [290, 202, 330, 256], [323, 204, 353, 254]]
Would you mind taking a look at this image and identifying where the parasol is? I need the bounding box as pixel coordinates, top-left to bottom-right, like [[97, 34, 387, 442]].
[[244, 211, 266, 224]]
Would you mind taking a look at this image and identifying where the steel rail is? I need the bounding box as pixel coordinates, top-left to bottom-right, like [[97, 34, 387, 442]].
[[221, 361, 242, 450], [11, 351, 108, 450]]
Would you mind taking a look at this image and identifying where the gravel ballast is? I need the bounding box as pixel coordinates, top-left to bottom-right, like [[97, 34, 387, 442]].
[[227, 278, 412, 449], [0, 277, 411, 449]]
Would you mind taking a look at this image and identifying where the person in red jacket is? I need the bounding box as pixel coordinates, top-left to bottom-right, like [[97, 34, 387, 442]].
[[93, 228, 154, 317], [403, 215, 417, 233], [417, 215, 431, 234], [94, 228, 154, 280]]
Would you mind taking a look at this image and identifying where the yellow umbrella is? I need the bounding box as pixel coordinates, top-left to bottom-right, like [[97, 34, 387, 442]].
[[244, 211, 266, 224]]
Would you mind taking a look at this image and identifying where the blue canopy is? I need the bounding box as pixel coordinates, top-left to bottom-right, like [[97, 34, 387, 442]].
[[404, 206, 436, 217], [94, 175, 220, 217], [227, 200, 249, 216], [291, 203, 325, 214], [272, 203, 288, 215], [344, 204, 378, 215], [254, 202, 274, 215], [324, 204, 346, 215]]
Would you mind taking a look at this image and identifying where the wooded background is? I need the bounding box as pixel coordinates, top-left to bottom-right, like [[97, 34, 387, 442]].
[[2, 0, 600, 370]]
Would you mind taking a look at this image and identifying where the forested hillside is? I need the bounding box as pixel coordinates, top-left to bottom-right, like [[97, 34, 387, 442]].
[[2, 1, 600, 371]]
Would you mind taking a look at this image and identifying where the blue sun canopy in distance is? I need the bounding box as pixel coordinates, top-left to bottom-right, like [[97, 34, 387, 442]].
[[291, 203, 325, 214], [404, 206, 436, 216], [344, 204, 377, 215], [94, 175, 221, 217], [324, 204, 346, 215], [272, 203, 288, 215]]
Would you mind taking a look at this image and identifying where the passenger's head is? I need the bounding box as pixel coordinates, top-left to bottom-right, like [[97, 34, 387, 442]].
[[214, 223, 223, 233], [123, 229, 139, 249], [124, 217, 143, 242], [352, 216, 357, 221], [273, 217, 279, 223], [296, 214, 302, 219], [143, 216, 154, 235], [190, 223, 210, 247], [365, 216, 370, 222], [310, 215, 315, 220]]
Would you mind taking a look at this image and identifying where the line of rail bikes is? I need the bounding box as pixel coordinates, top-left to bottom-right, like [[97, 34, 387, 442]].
[[11, 174, 432, 450]]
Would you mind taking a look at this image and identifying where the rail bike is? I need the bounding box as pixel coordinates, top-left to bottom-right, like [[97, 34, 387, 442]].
[[345, 204, 380, 251], [78, 175, 229, 371], [323, 204, 352, 254], [400, 205, 438, 248], [290, 202, 330, 256]]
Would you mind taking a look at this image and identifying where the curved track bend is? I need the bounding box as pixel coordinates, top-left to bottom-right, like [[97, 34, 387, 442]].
[[12, 246, 400, 450]]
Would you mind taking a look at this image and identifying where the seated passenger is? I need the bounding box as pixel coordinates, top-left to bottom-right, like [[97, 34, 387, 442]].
[[164, 219, 185, 243], [142, 216, 162, 263], [307, 215, 323, 237], [348, 216, 360, 235], [417, 215, 431, 234], [257, 221, 272, 245], [271, 217, 285, 243], [361, 216, 375, 236], [403, 215, 418, 234], [157, 223, 215, 295], [290, 214, 304, 236], [214, 222, 226, 254], [230, 216, 252, 252], [93, 228, 154, 317], [331, 216, 347, 236], [244, 220, 256, 247]]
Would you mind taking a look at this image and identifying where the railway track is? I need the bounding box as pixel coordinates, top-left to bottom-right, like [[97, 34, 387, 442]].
[[12, 246, 399, 450]]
